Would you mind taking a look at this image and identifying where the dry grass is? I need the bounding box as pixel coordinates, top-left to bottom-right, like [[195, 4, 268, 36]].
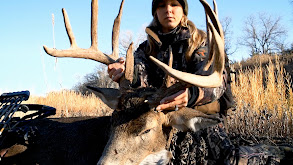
[[228, 55, 293, 138], [23, 90, 113, 118]]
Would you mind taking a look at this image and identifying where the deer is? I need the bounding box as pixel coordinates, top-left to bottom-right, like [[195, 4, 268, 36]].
[[0, 0, 226, 164]]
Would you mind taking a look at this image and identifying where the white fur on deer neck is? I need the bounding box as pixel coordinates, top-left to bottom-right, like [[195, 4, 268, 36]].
[[139, 150, 172, 165]]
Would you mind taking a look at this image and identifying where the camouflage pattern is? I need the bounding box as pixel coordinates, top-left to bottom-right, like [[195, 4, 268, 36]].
[[168, 123, 235, 165], [167, 123, 293, 165], [237, 145, 281, 165], [236, 143, 293, 164]]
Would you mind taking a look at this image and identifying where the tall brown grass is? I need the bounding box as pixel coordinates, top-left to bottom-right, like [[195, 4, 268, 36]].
[[24, 90, 113, 117], [228, 55, 293, 138]]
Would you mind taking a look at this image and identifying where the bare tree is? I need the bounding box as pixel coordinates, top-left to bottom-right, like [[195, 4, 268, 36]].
[[74, 66, 118, 95], [119, 30, 134, 57], [119, 27, 147, 57], [239, 13, 287, 56], [221, 16, 237, 56]]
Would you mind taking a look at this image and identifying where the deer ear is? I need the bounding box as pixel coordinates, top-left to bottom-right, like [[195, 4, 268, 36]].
[[163, 107, 221, 132], [87, 86, 120, 109]]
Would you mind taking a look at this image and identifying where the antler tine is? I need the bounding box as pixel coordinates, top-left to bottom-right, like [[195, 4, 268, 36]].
[[120, 42, 134, 90], [62, 8, 78, 49], [207, 21, 225, 74], [203, 11, 213, 72], [43, 0, 126, 65], [149, 0, 225, 88], [203, 0, 217, 71], [200, 0, 224, 39], [213, 0, 218, 16], [201, 0, 224, 72], [91, 0, 98, 50], [112, 0, 125, 58]]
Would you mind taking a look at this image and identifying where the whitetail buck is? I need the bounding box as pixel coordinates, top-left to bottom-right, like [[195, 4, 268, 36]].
[[1, 0, 226, 164]]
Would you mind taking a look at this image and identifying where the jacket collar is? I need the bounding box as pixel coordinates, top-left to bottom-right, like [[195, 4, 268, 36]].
[[146, 26, 190, 47]]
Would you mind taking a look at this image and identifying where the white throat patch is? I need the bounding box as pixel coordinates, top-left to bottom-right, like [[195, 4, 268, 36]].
[[139, 150, 171, 165]]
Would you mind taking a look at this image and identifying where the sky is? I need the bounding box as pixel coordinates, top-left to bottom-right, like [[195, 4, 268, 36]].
[[0, 0, 293, 96]]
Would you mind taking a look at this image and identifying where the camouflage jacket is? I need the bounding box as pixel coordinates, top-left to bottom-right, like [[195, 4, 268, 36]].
[[132, 26, 229, 110]]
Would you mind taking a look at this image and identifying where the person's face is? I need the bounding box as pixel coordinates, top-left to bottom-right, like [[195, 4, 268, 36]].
[[156, 0, 184, 33]]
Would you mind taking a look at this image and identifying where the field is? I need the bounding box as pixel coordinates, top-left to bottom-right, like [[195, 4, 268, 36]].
[[24, 90, 113, 117], [228, 54, 293, 145], [23, 54, 293, 144]]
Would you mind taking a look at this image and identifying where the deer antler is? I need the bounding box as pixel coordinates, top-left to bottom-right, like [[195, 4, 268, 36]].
[[43, 0, 125, 65], [149, 0, 225, 88], [43, 0, 134, 88]]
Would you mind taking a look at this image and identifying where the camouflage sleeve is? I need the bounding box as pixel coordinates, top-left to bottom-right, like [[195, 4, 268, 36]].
[[196, 71, 227, 106], [187, 45, 227, 108]]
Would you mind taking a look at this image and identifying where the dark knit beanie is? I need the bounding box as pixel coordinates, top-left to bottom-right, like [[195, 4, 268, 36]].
[[152, 0, 188, 16]]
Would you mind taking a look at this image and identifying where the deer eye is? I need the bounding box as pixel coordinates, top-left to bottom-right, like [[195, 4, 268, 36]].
[[143, 129, 151, 134], [139, 128, 153, 136]]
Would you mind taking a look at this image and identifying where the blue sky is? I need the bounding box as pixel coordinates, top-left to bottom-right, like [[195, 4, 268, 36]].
[[0, 0, 292, 96]]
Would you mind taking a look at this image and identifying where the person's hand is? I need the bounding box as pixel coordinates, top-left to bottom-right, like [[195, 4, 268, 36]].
[[156, 88, 188, 111], [108, 57, 125, 82]]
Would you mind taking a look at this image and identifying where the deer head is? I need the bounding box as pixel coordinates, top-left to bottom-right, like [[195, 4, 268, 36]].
[[43, 0, 225, 164]]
